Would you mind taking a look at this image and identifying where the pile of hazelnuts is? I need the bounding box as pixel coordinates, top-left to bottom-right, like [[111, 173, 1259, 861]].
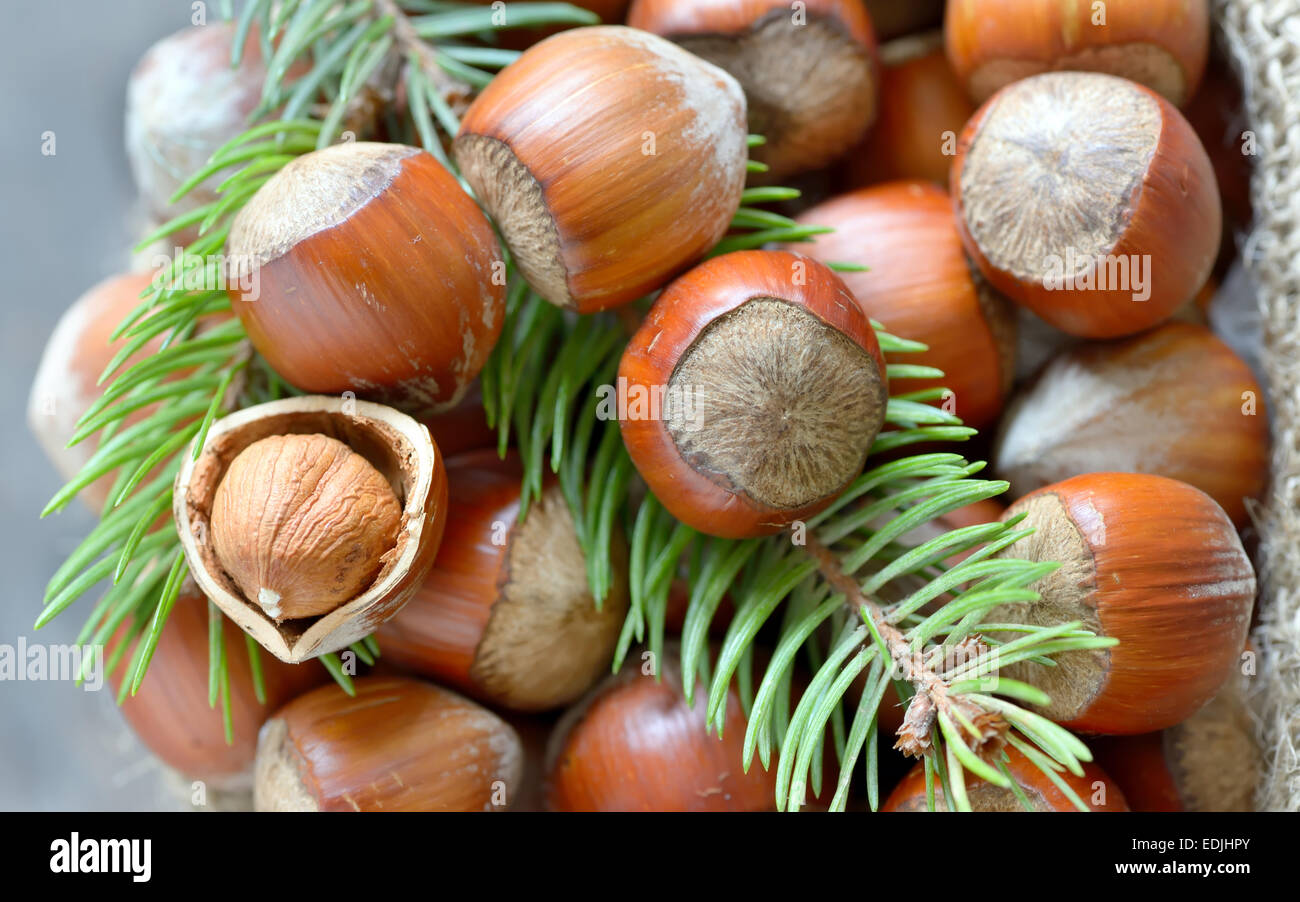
[[29, 0, 1264, 812]]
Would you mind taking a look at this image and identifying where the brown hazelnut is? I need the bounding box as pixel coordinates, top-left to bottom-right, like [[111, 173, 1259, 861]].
[[254, 676, 522, 811], [882, 745, 1129, 811], [453, 25, 748, 313], [837, 32, 974, 190], [617, 250, 888, 538], [226, 142, 505, 415], [994, 322, 1268, 526], [545, 646, 779, 811], [1089, 665, 1259, 812], [990, 473, 1255, 735], [28, 272, 232, 511], [210, 433, 403, 622], [951, 71, 1220, 339], [29, 273, 162, 511], [109, 585, 326, 792], [377, 451, 628, 712], [944, 0, 1209, 107], [627, 0, 880, 180]]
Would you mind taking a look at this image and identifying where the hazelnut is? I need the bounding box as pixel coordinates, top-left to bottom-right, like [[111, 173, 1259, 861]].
[[176, 396, 449, 663], [994, 322, 1268, 526], [545, 646, 779, 811], [627, 0, 880, 180], [377, 450, 629, 712], [254, 676, 523, 811], [990, 472, 1255, 734], [838, 32, 974, 190], [951, 71, 1220, 339], [944, 0, 1209, 107], [454, 25, 748, 312], [1090, 667, 1259, 812], [28, 273, 160, 511], [417, 383, 497, 459], [28, 272, 235, 512], [882, 745, 1129, 811], [226, 142, 505, 415], [110, 584, 326, 792], [125, 23, 283, 228], [618, 249, 888, 538], [210, 433, 403, 622]]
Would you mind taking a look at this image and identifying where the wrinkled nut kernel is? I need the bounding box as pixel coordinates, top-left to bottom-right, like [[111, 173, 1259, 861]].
[[210, 433, 402, 622]]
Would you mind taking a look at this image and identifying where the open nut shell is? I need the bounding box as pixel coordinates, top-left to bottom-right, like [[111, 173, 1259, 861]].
[[174, 396, 448, 663]]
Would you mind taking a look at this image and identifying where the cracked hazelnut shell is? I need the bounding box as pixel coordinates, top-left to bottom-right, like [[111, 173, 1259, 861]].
[[453, 25, 748, 312], [175, 396, 448, 663], [618, 249, 888, 538], [226, 141, 505, 415]]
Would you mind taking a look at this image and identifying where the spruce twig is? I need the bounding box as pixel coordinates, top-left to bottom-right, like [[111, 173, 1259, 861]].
[[800, 530, 1009, 762], [374, 0, 473, 112]]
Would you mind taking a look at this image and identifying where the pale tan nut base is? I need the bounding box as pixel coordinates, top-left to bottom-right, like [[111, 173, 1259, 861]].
[[959, 72, 1161, 286], [665, 297, 884, 511], [1167, 678, 1260, 812], [988, 492, 1107, 723], [471, 485, 629, 711], [967, 43, 1189, 107], [453, 134, 570, 308], [678, 13, 876, 180]]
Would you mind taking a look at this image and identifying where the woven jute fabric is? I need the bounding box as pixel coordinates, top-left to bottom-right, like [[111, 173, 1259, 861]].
[[1217, 0, 1300, 811]]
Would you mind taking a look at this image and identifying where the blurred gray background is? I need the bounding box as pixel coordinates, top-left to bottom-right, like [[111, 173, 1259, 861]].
[[1, 1, 202, 810]]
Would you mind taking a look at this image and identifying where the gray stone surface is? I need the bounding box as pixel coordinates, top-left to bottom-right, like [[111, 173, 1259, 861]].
[[0, 1, 209, 811]]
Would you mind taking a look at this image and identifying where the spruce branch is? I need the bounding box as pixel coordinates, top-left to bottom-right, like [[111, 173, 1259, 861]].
[[799, 529, 1009, 761], [374, 0, 473, 113]]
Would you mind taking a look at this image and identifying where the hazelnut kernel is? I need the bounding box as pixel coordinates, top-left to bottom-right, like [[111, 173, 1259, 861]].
[[210, 433, 402, 622]]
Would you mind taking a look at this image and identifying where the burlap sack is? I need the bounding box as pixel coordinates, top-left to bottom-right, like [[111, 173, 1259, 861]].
[[1217, 0, 1300, 811]]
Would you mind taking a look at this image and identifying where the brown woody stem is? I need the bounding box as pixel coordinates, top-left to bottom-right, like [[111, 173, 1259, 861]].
[[800, 528, 1006, 759], [374, 0, 474, 114]]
